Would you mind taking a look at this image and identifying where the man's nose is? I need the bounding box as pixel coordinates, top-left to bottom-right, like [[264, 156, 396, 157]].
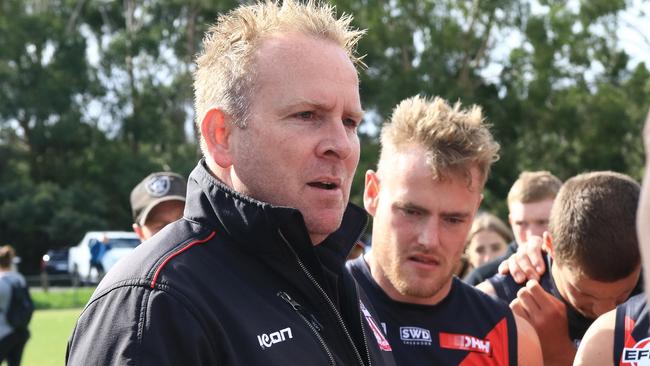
[[316, 118, 353, 160], [417, 220, 441, 249]]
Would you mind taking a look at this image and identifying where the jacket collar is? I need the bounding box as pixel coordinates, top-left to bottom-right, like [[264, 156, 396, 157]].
[[184, 159, 368, 260]]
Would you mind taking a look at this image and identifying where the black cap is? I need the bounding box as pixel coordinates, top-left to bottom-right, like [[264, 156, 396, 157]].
[[130, 172, 186, 225]]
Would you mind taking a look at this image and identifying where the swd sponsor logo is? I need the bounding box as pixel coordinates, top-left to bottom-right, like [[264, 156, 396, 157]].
[[622, 336, 650, 365], [400, 326, 432, 346], [257, 327, 293, 350]]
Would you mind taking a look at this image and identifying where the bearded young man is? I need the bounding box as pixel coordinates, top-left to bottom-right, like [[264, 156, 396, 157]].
[[347, 95, 542, 365]]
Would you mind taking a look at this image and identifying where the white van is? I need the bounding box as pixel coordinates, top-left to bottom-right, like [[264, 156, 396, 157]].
[[68, 231, 140, 284]]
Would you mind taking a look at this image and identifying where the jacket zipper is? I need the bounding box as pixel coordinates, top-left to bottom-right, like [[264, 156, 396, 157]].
[[355, 281, 372, 366], [277, 291, 335, 366], [278, 229, 368, 366], [352, 222, 372, 366]]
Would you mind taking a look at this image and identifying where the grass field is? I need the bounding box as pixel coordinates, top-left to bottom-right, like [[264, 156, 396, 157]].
[[21, 308, 82, 366], [31, 287, 95, 310]]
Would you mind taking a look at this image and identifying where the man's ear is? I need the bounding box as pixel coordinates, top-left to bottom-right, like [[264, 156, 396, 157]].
[[363, 170, 380, 216], [543, 231, 554, 258], [132, 224, 146, 242], [201, 108, 233, 168]]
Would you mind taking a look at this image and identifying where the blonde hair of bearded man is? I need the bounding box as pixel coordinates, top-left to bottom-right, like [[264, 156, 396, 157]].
[[378, 95, 500, 188]]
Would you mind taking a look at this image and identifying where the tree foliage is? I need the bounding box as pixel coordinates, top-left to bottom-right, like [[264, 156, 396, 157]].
[[1, 0, 648, 273]]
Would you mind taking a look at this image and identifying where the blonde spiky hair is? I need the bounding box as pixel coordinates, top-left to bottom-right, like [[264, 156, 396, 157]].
[[379, 95, 500, 186]]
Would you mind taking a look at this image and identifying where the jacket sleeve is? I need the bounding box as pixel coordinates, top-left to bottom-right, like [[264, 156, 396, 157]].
[[66, 285, 222, 366]]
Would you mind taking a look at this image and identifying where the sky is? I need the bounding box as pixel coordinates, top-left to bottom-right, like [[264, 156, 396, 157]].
[[480, 0, 650, 85], [619, 0, 650, 67]]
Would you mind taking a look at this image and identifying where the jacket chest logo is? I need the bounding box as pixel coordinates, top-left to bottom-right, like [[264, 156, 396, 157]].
[[257, 327, 293, 349]]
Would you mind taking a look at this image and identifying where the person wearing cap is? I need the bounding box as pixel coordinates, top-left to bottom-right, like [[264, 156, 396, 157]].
[[130, 172, 187, 241]]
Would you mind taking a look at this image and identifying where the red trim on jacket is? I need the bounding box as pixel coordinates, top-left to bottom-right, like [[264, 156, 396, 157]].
[[150, 231, 216, 288]]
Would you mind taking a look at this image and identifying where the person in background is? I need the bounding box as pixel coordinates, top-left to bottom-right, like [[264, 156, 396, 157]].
[[67, 1, 395, 365], [571, 109, 650, 366], [464, 170, 562, 285], [87, 234, 110, 280], [478, 171, 642, 365], [462, 211, 513, 279], [130, 172, 186, 241], [348, 95, 542, 365], [0, 246, 29, 366]]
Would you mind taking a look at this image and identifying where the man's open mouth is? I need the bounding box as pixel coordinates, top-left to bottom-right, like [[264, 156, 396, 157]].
[[409, 255, 439, 266], [308, 181, 339, 190]]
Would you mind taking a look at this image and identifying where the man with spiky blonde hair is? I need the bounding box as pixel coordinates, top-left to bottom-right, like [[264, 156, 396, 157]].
[[348, 95, 543, 365], [67, 1, 396, 365], [377, 96, 498, 186]]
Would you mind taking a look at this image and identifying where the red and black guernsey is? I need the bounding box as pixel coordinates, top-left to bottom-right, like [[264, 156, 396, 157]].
[[614, 293, 650, 365], [347, 256, 517, 365]]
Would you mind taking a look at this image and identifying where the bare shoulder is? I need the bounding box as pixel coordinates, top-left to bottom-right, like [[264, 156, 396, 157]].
[[573, 309, 616, 366], [476, 279, 497, 296], [513, 314, 543, 366]]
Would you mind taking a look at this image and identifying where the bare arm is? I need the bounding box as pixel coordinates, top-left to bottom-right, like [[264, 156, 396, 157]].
[[476, 279, 497, 296], [641, 108, 650, 298], [510, 280, 576, 366], [573, 309, 616, 366], [514, 314, 543, 366]]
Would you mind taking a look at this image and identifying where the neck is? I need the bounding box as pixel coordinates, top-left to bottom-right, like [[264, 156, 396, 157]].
[[206, 159, 233, 187]]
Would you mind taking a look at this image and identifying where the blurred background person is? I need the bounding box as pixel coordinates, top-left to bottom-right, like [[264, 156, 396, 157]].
[[0, 245, 31, 366], [87, 234, 110, 281], [464, 170, 562, 285], [462, 212, 513, 280], [130, 172, 186, 241]]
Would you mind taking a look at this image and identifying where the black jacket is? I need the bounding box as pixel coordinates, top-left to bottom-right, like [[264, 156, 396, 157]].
[[66, 160, 395, 365]]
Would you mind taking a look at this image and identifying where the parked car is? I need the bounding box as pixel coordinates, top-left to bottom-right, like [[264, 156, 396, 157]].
[[68, 231, 140, 284], [41, 248, 71, 284]]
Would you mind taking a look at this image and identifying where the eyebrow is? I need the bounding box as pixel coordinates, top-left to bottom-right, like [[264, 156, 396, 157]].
[[398, 202, 427, 213], [394, 201, 472, 218], [278, 99, 365, 120], [570, 281, 634, 300]]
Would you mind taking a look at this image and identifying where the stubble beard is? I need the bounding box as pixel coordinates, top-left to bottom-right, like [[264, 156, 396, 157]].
[[387, 256, 452, 300]]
